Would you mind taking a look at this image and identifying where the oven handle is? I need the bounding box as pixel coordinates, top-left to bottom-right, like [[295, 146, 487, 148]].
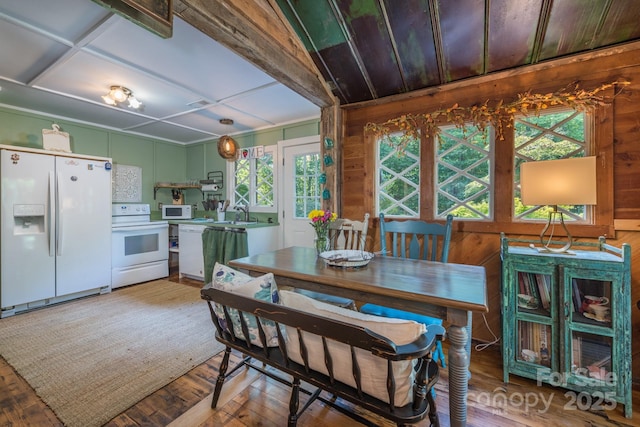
[[112, 223, 169, 232]]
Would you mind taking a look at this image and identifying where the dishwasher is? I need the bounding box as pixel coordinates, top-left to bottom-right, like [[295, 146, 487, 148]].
[[178, 224, 207, 281]]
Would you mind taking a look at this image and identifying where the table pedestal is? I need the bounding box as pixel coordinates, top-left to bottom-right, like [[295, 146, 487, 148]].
[[447, 323, 470, 427]]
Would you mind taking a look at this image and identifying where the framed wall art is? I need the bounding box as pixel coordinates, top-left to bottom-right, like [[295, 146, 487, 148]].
[[112, 164, 143, 203]]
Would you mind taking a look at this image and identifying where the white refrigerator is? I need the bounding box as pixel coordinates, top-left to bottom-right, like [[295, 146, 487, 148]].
[[0, 147, 112, 316]]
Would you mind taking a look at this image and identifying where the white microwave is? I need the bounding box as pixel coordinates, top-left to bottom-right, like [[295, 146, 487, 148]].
[[162, 204, 193, 220]]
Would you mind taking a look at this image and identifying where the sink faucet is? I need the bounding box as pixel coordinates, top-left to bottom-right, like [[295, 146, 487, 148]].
[[234, 204, 249, 222]]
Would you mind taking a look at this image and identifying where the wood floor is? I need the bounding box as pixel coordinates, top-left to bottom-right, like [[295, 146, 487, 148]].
[[0, 274, 637, 426]]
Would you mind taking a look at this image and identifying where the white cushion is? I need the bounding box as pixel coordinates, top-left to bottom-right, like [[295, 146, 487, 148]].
[[211, 263, 279, 347], [279, 290, 425, 406]]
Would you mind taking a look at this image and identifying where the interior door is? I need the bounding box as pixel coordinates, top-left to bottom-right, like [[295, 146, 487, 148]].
[[279, 136, 321, 249]]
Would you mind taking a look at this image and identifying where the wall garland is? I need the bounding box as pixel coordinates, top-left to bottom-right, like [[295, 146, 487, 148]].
[[364, 80, 629, 152]]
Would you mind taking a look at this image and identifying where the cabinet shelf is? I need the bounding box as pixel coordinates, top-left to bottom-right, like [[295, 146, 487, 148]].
[[501, 234, 631, 418], [154, 171, 224, 200]]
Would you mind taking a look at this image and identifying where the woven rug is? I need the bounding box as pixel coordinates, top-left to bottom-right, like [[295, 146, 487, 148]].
[[0, 280, 223, 427]]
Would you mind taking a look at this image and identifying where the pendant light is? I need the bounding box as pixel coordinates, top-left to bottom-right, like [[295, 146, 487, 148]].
[[217, 135, 238, 159]]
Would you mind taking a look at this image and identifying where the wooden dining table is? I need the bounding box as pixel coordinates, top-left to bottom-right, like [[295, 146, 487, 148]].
[[229, 246, 488, 427]]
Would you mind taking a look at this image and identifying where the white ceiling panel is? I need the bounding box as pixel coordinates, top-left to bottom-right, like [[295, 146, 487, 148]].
[[127, 120, 214, 144], [203, 104, 277, 130], [0, 19, 69, 83], [225, 84, 323, 124], [166, 109, 238, 135], [0, 0, 319, 145], [90, 17, 275, 101], [0, 80, 155, 131], [34, 51, 203, 119], [0, 1, 108, 41]]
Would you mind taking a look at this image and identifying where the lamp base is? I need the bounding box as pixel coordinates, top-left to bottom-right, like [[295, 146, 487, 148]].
[[528, 244, 576, 255], [531, 208, 575, 254]]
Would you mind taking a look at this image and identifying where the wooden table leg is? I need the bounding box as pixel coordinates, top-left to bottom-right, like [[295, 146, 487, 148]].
[[447, 319, 470, 427]]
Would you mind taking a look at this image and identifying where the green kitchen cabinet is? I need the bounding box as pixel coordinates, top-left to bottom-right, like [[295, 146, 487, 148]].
[[500, 234, 631, 418]]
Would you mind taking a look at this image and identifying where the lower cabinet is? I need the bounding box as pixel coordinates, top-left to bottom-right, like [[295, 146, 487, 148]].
[[168, 224, 179, 269], [500, 234, 632, 418], [179, 224, 206, 280], [176, 224, 281, 281], [247, 226, 280, 256]]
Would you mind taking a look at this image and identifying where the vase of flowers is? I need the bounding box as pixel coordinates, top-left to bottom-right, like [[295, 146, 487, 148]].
[[308, 209, 337, 256]]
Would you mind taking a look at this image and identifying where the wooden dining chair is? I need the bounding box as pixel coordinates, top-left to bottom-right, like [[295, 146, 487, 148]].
[[329, 213, 370, 251], [360, 213, 454, 367], [298, 213, 370, 309]]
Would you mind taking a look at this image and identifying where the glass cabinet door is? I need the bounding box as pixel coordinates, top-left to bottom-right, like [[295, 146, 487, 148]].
[[516, 271, 553, 317], [517, 320, 552, 368], [562, 268, 616, 388], [567, 276, 612, 328], [570, 332, 612, 381]]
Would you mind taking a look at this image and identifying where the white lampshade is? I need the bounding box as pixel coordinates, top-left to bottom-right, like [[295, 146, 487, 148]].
[[521, 157, 597, 206]]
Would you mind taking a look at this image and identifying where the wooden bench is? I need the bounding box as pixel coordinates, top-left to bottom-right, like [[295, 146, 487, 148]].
[[201, 286, 444, 427]]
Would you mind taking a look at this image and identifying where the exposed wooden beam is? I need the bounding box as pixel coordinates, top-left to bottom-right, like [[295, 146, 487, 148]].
[[321, 104, 342, 214], [174, 0, 335, 108]]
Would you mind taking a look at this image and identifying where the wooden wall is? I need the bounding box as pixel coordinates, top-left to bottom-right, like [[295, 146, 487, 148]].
[[340, 44, 640, 387]]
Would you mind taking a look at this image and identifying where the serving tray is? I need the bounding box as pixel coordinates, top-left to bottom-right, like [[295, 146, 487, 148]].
[[319, 250, 374, 268]]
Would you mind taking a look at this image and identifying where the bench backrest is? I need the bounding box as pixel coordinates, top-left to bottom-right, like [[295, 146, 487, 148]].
[[201, 286, 443, 415]]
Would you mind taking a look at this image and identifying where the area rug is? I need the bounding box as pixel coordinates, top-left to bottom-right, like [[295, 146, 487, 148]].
[[0, 280, 223, 427]]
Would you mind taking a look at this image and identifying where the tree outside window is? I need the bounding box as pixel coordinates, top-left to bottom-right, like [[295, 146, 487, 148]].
[[294, 152, 322, 218], [436, 124, 492, 220]]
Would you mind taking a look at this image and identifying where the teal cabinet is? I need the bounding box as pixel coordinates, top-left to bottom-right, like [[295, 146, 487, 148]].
[[500, 234, 631, 418]]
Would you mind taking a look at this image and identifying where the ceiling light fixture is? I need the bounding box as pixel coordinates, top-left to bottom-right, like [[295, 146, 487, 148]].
[[217, 135, 238, 160], [102, 85, 142, 109], [219, 118, 234, 125]]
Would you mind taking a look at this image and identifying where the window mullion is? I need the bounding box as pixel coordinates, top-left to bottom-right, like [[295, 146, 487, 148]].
[[494, 118, 514, 223]]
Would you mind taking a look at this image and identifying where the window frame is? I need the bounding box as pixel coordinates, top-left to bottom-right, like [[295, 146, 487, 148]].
[[375, 131, 422, 218], [369, 101, 614, 238], [434, 123, 495, 221], [513, 107, 593, 224], [226, 144, 277, 214]]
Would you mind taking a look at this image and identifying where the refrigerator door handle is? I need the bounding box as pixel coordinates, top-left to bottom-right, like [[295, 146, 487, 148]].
[[56, 171, 63, 256], [49, 171, 55, 257]]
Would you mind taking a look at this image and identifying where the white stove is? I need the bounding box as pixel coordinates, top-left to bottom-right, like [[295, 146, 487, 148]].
[[113, 203, 154, 226], [111, 203, 169, 288]]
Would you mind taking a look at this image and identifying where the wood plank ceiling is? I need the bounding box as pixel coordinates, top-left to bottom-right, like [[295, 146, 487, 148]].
[[275, 0, 640, 105]]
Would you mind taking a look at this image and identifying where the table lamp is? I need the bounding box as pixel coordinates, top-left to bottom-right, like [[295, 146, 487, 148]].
[[520, 156, 596, 253]]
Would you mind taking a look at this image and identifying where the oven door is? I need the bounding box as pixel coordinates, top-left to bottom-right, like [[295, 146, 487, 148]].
[[112, 222, 169, 268]]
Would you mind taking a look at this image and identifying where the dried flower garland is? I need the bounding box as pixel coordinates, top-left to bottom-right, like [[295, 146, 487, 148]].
[[365, 80, 629, 152]]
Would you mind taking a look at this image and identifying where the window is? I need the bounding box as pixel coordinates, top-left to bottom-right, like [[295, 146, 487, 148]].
[[435, 124, 493, 220], [513, 109, 590, 222], [371, 104, 610, 237], [293, 151, 323, 218], [376, 133, 420, 217], [229, 145, 276, 212]]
